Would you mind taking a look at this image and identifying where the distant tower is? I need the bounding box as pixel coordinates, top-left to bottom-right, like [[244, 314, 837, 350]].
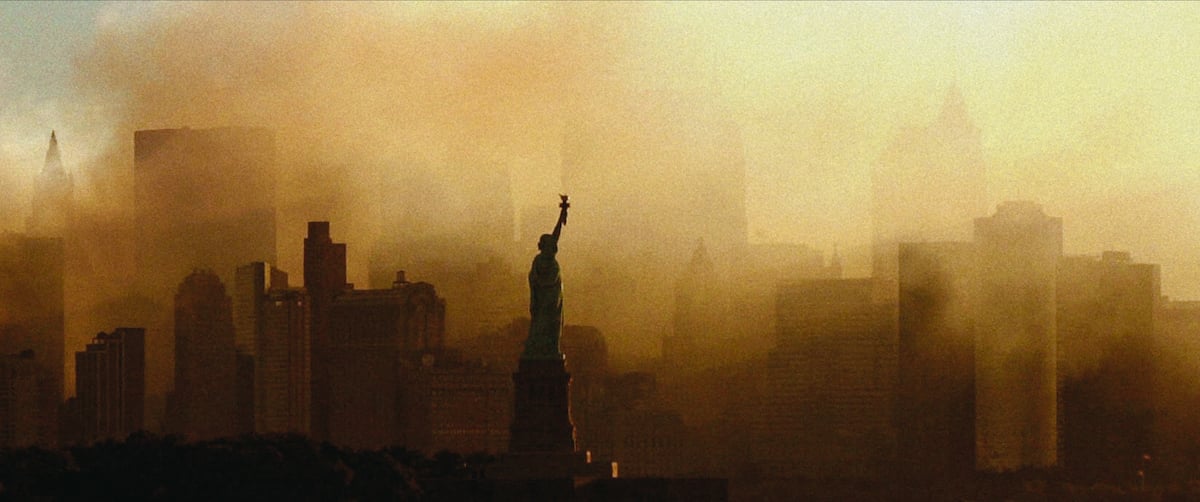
[[75, 328, 145, 443], [303, 222, 346, 441], [28, 131, 73, 238], [872, 86, 988, 282], [171, 270, 236, 441], [664, 240, 724, 368], [974, 201, 1061, 470]]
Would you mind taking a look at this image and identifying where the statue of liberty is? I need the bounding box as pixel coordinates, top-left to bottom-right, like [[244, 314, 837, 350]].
[[524, 195, 570, 360]]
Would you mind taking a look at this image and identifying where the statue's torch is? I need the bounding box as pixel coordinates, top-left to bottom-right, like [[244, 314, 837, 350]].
[[559, 194, 570, 226]]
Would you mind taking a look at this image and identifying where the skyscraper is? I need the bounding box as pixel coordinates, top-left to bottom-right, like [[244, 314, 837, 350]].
[[896, 242, 976, 481], [326, 272, 445, 449], [303, 221, 346, 441], [0, 233, 64, 447], [233, 262, 289, 433], [256, 287, 310, 435], [759, 279, 895, 479], [0, 350, 39, 448], [1056, 251, 1158, 477], [74, 328, 145, 443], [27, 131, 73, 238], [974, 201, 1062, 471], [171, 270, 236, 441]]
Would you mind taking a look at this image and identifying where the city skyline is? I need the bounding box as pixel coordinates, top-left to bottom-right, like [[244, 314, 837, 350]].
[[3, 3, 1200, 499]]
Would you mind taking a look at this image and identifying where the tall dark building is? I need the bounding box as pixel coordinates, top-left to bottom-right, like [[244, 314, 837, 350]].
[[896, 242, 976, 481], [303, 221, 346, 441], [74, 328, 145, 443], [232, 262, 289, 434], [1057, 251, 1158, 478], [0, 233, 64, 447], [326, 272, 445, 449], [0, 350, 39, 448], [872, 87, 988, 282], [133, 127, 277, 289], [974, 201, 1061, 471], [171, 270, 236, 441], [27, 131, 73, 238], [256, 287, 310, 435], [759, 279, 895, 479]]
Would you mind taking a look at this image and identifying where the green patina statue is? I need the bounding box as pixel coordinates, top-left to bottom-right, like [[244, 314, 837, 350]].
[[523, 194, 570, 360]]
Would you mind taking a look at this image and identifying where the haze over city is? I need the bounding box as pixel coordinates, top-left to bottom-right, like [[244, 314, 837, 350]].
[[2, 2, 1200, 500]]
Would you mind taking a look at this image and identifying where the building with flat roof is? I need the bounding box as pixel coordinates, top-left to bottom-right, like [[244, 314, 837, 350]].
[[75, 328, 145, 443]]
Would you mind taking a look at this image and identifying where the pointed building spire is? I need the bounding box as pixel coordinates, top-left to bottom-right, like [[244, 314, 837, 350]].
[[937, 85, 975, 132], [828, 244, 843, 279], [43, 130, 63, 175]]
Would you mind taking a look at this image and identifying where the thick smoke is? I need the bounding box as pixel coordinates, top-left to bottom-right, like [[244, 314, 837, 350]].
[[35, 2, 1200, 394]]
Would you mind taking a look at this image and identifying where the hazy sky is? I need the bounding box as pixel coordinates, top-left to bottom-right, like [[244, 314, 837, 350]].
[[2, 2, 1199, 296]]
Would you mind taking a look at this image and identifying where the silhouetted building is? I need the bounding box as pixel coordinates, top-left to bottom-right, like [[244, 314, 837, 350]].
[[760, 279, 895, 479], [403, 355, 512, 454], [897, 242, 976, 481], [1155, 299, 1200, 480], [233, 262, 291, 434], [27, 131, 73, 238], [133, 127, 277, 288], [606, 373, 693, 478], [255, 287, 311, 435], [562, 325, 611, 461], [74, 328, 145, 443], [171, 270, 236, 441], [327, 272, 445, 449], [304, 221, 346, 441], [872, 87, 988, 282], [974, 201, 1061, 470], [0, 350, 39, 448], [0, 233, 64, 447], [1057, 251, 1158, 479]]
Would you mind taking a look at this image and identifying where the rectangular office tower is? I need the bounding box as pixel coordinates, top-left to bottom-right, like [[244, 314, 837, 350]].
[[0, 234, 64, 447], [75, 328, 145, 443], [974, 202, 1062, 471], [0, 351, 39, 448], [133, 127, 276, 289], [897, 242, 976, 481], [760, 279, 895, 479]]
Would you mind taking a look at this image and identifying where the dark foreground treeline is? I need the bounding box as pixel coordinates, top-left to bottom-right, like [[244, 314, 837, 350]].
[[0, 433, 494, 501], [732, 471, 1200, 502]]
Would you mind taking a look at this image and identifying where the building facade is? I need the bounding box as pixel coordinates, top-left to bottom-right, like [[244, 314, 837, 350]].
[[256, 287, 311, 435], [760, 279, 895, 479], [303, 221, 347, 441], [896, 242, 976, 480], [171, 270, 237, 441], [0, 233, 65, 447], [0, 351, 39, 448], [973, 201, 1062, 471], [326, 272, 445, 449], [74, 328, 145, 443]]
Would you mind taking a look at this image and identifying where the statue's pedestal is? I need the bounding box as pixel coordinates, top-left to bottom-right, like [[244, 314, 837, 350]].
[[509, 357, 575, 453], [490, 356, 613, 481]]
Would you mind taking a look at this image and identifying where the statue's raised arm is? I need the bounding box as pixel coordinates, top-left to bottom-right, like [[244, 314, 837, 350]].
[[552, 194, 569, 241]]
